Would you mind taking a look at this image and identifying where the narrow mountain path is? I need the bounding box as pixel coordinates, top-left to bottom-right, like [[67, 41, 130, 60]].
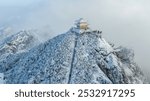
[[67, 32, 79, 84]]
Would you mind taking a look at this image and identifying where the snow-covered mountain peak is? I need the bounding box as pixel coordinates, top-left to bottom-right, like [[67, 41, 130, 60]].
[[0, 30, 37, 56], [0, 21, 147, 84]]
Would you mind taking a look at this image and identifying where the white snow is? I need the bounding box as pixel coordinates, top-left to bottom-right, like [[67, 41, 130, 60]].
[[98, 38, 113, 52], [0, 73, 4, 84], [124, 67, 133, 76], [0, 23, 146, 84]]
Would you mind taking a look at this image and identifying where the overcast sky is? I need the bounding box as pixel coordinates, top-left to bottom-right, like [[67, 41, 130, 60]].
[[0, 0, 150, 80]]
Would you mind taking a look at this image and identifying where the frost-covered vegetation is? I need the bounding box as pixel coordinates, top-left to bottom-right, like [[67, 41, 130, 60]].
[[0, 23, 147, 84]]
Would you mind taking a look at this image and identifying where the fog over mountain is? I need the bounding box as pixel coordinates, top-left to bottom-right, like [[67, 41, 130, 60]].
[[0, 0, 150, 81], [0, 19, 147, 84]]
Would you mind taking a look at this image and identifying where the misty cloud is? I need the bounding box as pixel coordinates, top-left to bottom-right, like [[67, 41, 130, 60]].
[[0, 0, 150, 80]]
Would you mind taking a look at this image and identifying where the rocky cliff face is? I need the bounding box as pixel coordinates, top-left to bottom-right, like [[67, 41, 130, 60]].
[[0, 26, 146, 84]]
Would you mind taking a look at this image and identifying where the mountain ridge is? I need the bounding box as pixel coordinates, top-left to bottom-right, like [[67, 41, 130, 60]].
[[0, 20, 147, 84]]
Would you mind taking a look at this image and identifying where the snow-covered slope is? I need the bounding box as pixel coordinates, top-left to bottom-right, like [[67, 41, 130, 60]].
[[0, 31, 36, 53], [0, 73, 4, 84], [0, 30, 38, 73], [1, 26, 146, 84]]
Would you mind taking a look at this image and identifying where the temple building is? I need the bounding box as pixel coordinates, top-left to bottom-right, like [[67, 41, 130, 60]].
[[75, 18, 89, 30]]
